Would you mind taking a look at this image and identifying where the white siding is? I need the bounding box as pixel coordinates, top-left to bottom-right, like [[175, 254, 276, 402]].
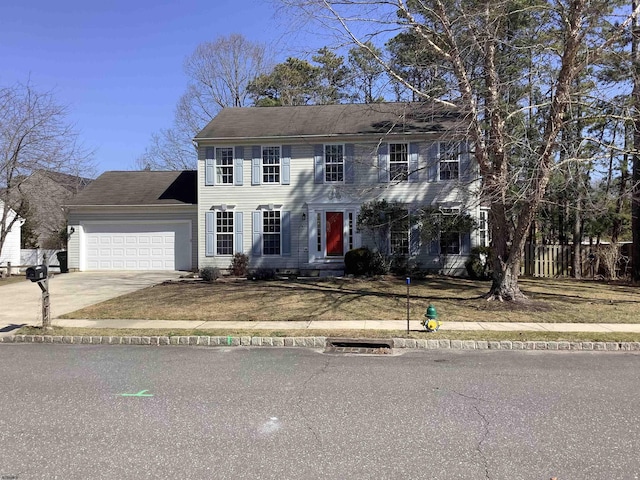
[[196, 140, 481, 273], [0, 205, 22, 267]]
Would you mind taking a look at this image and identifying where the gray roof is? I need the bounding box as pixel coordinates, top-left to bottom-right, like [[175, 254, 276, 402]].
[[65, 171, 197, 207], [195, 102, 465, 140]]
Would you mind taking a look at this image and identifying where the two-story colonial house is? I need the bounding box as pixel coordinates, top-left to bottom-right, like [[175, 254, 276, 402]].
[[65, 102, 485, 275], [195, 102, 483, 276]]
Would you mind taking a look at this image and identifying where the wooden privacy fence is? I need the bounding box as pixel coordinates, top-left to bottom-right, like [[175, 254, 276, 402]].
[[521, 244, 572, 277], [520, 243, 632, 278]]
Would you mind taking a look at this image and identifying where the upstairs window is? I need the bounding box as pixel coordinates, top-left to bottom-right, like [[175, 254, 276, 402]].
[[439, 142, 460, 181], [262, 146, 281, 184], [215, 147, 234, 184], [389, 143, 409, 182], [325, 144, 344, 183]]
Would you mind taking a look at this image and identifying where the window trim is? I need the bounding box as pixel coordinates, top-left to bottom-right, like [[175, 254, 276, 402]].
[[261, 145, 282, 185], [324, 143, 345, 184]]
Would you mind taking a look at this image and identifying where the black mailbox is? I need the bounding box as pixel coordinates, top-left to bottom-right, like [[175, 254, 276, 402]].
[[26, 265, 48, 282]]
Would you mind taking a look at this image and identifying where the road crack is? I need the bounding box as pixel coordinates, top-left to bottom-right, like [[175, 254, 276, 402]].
[[474, 405, 491, 480], [294, 356, 331, 449], [451, 389, 492, 478]]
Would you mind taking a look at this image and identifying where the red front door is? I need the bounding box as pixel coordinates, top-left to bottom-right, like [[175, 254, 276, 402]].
[[326, 212, 344, 256]]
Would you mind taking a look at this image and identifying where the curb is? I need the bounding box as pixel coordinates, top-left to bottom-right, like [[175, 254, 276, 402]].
[[2, 335, 640, 351]]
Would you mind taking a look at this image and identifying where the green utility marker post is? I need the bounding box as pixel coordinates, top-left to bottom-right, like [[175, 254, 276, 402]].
[[406, 277, 411, 333], [119, 390, 154, 397]]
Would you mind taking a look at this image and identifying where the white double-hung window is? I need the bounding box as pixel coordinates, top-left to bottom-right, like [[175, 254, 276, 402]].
[[216, 147, 234, 184], [324, 144, 344, 183], [479, 208, 490, 247], [262, 210, 281, 255], [439, 207, 461, 254], [389, 143, 409, 182], [439, 142, 460, 181], [216, 211, 234, 255], [262, 146, 281, 184]]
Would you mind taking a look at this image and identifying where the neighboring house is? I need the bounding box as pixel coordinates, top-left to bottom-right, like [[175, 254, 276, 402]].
[[0, 201, 24, 267], [8, 170, 93, 248], [65, 171, 197, 271], [65, 102, 485, 275], [194, 102, 483, 276]]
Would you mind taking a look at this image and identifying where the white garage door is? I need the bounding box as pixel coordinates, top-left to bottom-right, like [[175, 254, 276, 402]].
[[84, 223, 191, 271]]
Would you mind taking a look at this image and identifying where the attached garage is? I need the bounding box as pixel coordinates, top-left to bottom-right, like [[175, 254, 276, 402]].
[[65, 171, 197, 272], [83, 222, 192, 271]]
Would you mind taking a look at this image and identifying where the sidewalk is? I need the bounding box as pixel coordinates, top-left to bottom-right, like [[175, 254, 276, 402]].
[[45, 318, 640, 333]]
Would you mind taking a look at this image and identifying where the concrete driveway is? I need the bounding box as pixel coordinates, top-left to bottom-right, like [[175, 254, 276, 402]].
[[0, 271, 183, 333]]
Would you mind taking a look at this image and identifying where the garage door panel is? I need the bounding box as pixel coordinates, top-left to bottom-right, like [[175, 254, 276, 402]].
[[83, 222, 190, 271]]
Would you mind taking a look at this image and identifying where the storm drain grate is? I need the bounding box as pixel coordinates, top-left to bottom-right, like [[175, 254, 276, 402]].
[[324, 338, 393, 355]]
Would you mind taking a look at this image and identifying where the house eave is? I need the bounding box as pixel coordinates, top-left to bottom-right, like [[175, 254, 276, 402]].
[[194, 130, 467, 144], [63, 203, 197, 210]]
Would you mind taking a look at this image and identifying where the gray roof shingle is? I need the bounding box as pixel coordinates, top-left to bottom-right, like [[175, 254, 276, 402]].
[[195, 102, 465, 140], [65, 171, 197, 206]]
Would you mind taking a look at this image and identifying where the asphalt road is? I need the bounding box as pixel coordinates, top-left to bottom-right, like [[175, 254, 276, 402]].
[[0, 346, 639, 480]]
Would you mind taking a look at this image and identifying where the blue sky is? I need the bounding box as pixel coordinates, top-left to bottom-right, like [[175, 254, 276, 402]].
[[1, 0, 326, 174]]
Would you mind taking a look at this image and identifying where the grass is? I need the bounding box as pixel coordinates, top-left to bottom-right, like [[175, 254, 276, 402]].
[[14, 325, 640, 343], [58, 275, 640, 324]]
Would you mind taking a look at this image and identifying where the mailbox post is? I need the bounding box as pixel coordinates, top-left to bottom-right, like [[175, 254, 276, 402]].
[[26, 254, 51, 330]]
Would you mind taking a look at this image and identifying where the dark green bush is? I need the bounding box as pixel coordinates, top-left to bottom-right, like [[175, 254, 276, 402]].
[[200, 266, 220, 282], [229, 253, 249, 277], [345, 247, 388, 276], [248, 268, 276, 280], [465, 246, 492, 280], [345, 247, 372, 275]]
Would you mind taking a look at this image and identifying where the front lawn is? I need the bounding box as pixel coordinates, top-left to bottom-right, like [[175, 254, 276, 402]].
[[59, 276, 640, 324]]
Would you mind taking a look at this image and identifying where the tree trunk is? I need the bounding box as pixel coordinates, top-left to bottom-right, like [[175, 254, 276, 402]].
[[488, 256, 527, 301], [486, 202, 527, 301], [572, 189, 582, 279], [633, 1, 640, 282]]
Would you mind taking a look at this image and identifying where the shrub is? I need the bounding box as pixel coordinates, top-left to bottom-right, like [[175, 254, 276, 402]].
[[200, 266, 220, 282], [345, 247, 388, 276], [345, 247, 372, 276], [229, 253, 249, 277], [248, 268, 276, 280], [370, 251, 389, 275], [465, 246, 492, 280]]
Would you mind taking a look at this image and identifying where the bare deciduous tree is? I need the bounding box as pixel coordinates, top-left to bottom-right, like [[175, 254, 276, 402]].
[[280, 0, 638, 300], [1, 81, 93, 258], [137, 34, 272, 171]]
